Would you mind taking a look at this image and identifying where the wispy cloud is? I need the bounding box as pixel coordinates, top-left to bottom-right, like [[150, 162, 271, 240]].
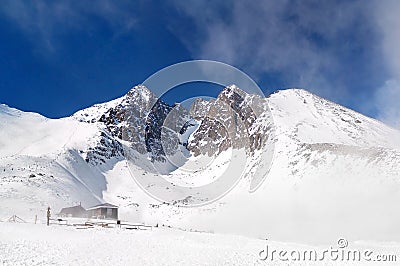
[[372, 0, 400, 128], [168, 1, 400, 128], [169, 1, 375, 99], [0, 0, 137, 52]]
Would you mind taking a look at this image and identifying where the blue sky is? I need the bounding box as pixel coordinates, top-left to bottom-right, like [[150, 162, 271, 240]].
[[0, 1, 399, 128]]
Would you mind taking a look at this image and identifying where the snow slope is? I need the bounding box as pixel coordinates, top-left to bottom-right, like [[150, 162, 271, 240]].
[[268, 89, 400, 148], [0, 105, 106, 219], [0, 222, 399, 266]]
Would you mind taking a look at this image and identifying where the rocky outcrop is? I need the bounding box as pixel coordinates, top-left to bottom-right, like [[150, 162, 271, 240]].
[[188, 85, 272, 156]]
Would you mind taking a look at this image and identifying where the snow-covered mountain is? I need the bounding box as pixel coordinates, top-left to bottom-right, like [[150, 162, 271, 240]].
[[1, 86, 400, 244]]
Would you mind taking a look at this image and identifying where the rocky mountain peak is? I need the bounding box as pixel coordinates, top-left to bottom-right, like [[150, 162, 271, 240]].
[[126, 85, 155, 104], [73, 84, 276, 168]]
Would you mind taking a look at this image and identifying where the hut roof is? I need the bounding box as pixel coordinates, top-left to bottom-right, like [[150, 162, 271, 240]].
[[86, 203, 118, 210]]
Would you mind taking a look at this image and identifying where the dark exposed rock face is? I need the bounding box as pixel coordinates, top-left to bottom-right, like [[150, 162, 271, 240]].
[[144, 100, 189, 161], [85, 132, 124, 165], [77, 85, 190, 164], [99, 85, 156, 156]]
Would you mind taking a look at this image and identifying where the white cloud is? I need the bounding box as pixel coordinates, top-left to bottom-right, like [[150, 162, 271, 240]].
[[372, 0, 400, 128]]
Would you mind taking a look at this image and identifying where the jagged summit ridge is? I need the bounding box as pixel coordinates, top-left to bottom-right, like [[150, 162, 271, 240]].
[[72, 84, 274, 166]]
